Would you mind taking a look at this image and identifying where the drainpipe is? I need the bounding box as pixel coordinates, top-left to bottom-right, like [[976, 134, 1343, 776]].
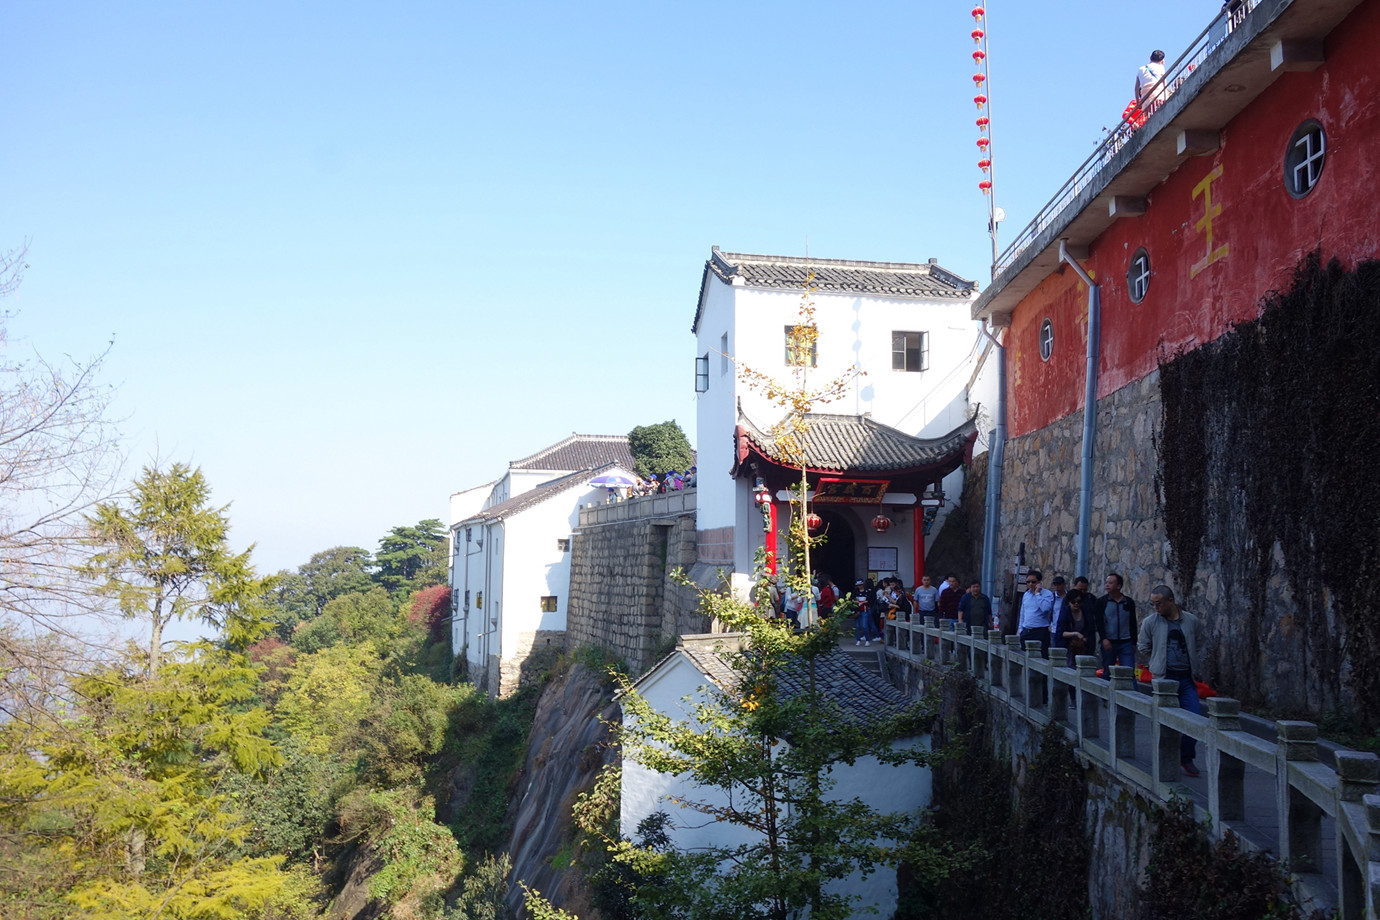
[[1059, 239, 1100, 580], [980, 322, 1006, 615]]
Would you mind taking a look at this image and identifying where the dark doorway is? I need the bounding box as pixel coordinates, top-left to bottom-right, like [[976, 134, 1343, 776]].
[[812, 508, 856, 590]]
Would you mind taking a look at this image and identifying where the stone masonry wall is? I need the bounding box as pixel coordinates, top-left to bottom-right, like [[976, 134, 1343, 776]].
[[567, 492, 711, 672], [999, 368, 1336, 713], [998, 372, 1167, 614], [496, 629, 565, 698]]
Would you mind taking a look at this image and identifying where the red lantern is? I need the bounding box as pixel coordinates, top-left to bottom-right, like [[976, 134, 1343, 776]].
[[976, 116, 989, 128], [974, 94, 987, 108], [805, 512, 823, 531], [972, 49, 986, 62], [972, 6, 985, 19], [976, 136, 990, 149], [979, 180, 993, 193], [978, 158, 992, 171], [972, 28, 984, 42], [871, 514, 892, 533], [972, 72, 986, 85]]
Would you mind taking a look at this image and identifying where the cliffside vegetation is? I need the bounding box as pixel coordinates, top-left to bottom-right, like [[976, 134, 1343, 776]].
[[897, 672, 1090, 920], [0, 458, 547, 919]]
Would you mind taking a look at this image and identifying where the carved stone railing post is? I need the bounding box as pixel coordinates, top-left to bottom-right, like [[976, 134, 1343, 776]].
[[1024, 641, 1045, 710], [1108, 666, 1136, 763], [972, 626, 988, 684], [1005, 636, 1024, 701], [1206, 698, 1245, 822], [1075, 655, 1100, 739], [924, 617, 938, 664], [1335, 751, 1379, 802], [988, 631, 1004, 690], [1151, 679, 1181, 784], [1050, 660, 1070, 722], [1277, 721, 1322, 873], [1365, 794, 1380, 916]]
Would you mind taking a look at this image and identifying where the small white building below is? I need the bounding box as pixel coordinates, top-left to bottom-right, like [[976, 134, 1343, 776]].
[[621, 634, 933, 917], [449, 433, 636, 697], [691, 248, 989, 590]]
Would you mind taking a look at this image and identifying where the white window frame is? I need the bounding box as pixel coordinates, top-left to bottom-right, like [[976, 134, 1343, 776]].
[[891, 331, 930, 373]]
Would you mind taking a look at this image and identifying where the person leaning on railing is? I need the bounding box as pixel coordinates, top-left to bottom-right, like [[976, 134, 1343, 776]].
[[1135, 49, 1168, 113], [1137, 585, 1204, 777]]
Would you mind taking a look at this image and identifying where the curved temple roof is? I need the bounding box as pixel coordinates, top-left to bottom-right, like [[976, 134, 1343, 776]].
[[733, 412, 978, 477]]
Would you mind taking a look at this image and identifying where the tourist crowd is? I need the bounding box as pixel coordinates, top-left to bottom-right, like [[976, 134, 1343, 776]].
[[761, 566, 1203, 778]]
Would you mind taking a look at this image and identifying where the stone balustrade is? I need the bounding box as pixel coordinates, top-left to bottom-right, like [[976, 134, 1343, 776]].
[[883, 615, 1380, 919], [578, 487, 695, 527]]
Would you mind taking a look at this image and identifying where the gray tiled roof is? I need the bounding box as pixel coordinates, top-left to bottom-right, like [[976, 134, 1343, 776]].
[[509, 434, 636, 472], [675, 640, 913, 725], [738, 412, 978, 473], [460, 463, 621, 523], [693, 247, 977, 333]]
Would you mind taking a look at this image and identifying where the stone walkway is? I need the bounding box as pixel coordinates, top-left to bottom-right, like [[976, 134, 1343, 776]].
[[856, 633, 1341, 892]]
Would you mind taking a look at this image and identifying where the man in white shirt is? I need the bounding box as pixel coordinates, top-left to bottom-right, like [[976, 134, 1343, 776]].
[[1018, 570, 1056, 659], [1136, 49, 1167, 111]]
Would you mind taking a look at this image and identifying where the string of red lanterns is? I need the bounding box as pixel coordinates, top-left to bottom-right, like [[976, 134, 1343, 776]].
[[971, 5, 991, 195]]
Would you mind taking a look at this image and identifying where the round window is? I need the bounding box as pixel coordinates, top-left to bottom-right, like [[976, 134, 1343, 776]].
[[1128, 248, 1151, 303], [1284, 120, 1326, 198], [1038, 318, 1054, 362]]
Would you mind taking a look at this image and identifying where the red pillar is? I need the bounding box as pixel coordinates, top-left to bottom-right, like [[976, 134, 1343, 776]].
[[912, 513, 925, 586], [766, 502, 779, 575]]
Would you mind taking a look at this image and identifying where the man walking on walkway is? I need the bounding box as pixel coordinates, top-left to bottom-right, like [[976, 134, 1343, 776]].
[[1018, 570, 1055, 658], [1138, 584, 1204, 777], [1100, 573, 1138, 674]]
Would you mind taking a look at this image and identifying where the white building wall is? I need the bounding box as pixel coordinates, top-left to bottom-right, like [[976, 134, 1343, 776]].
[[695, 273, 982, 579], [498, 480, 622, 654], [622, 656, 933, 917], [693, 279, 740, 533]]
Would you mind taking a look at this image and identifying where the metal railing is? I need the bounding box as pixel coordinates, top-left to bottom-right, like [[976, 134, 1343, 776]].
[[993, 0, 1262, 277], [883, 615, 1380, 919]]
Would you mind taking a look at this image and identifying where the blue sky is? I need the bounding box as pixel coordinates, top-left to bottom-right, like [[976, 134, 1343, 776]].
[[1, 1, 1213, 574]]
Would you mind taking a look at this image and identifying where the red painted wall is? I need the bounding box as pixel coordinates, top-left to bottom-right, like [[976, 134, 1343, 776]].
[[1008, 0, 1380, 437]]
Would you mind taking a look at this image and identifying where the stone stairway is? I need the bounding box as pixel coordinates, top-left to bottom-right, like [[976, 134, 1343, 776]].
[[838, 637, 886, 679]]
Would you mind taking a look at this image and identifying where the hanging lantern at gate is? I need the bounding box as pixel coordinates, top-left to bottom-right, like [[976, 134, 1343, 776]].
[[804, 512, 823, 532], [871, 513, 893, 533]]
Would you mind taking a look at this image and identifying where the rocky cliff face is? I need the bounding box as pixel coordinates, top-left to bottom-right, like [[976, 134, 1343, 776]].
[[502, 662, 619, 918]]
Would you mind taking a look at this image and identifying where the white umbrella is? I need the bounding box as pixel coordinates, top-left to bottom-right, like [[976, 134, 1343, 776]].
[[588, 473, 636, 488]]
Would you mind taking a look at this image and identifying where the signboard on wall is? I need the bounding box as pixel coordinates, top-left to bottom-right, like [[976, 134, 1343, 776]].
[[813, 477, 890, 504], [867, 547, 899, 571]]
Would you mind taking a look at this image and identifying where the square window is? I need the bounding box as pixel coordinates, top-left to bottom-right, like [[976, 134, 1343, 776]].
[[540, 596, 558, 613], [891, 331, 929, 372], [556, 538, 570, 552], [784, 325, 818, 367]]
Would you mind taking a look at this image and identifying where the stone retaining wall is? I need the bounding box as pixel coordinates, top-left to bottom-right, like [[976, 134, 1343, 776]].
[[997, 372, 1166, 610], [998, 369, 1338, 713], [567, 491, 711, 672]]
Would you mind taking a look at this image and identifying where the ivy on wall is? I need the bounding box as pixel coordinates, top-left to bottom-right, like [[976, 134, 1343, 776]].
[[1157, 252, 1380, 728]]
